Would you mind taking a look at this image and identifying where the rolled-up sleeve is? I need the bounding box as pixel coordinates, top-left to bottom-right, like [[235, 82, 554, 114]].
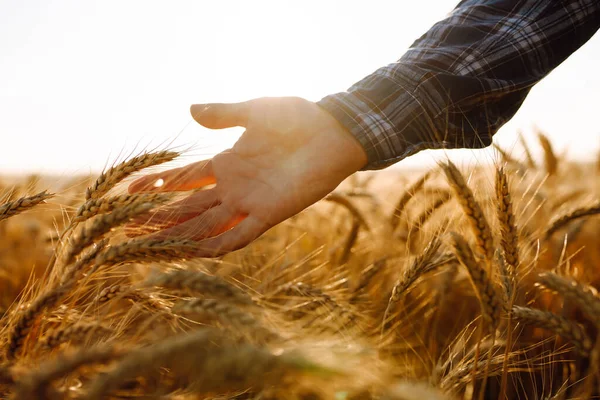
[[318, 0, 600, 170]]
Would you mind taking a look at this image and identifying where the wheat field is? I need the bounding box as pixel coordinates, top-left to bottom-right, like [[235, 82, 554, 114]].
[[0, 133, 599, 399]]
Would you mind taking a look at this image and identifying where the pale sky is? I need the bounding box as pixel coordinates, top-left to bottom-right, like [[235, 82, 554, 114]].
[[1, 0, 599, 175]]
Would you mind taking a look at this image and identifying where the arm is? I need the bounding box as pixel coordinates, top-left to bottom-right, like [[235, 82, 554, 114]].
[[128, 0, 599, 256], [318, 0, 600, 169]]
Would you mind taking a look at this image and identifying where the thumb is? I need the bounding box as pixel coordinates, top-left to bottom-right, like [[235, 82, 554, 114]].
[[190, 102, 250, 129]]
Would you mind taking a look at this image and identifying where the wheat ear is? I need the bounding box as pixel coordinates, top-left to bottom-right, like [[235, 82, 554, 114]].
[[350, 258, 386, 303], [86, 150, 179, 200], [325, 192, 370, 230], [0, 191, 53, 222], [389, 238, 443, 301], [96, 284, 170, 313], [495, 167, 520, 288], [448, 232, 502, 332], [92, 238, 198, 268], [143, 269, 252, 305], [537, 132, 558, 176], [411, 190, 452, 231], [172, 298, 280, 342], [7, 286, 71, 359], [73, 192, 172, 223], [60, 239, 109, 285], [39, 322, 113, 351], [441, 161, 494, 266], [538, 272, 600, 329], [65, 201, 156, 265], [512, 305, 592, 356], [544, 201, 600, 239], [518, 131, 536, 169]]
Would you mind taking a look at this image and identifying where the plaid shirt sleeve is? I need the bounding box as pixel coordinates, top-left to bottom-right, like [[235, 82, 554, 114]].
[[317, 0, 600, 170]]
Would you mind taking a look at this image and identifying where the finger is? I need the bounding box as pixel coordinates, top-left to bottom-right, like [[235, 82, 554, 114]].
[[190, 102, 250, 129], [190, 215, 268, 258], [125, 189, 220, 237], [128, 159, 214, 193], [151, 205, 246, 242]]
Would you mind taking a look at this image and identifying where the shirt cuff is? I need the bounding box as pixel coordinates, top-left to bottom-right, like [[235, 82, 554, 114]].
[[317, 66, 453, 171]]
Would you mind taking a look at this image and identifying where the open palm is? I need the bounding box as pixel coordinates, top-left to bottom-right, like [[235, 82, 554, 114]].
[[128, 97, 367, 257]]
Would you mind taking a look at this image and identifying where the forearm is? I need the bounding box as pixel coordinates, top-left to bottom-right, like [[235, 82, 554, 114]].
[[318, 0, 600, 170]]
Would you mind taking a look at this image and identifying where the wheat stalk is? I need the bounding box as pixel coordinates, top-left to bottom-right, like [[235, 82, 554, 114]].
[[512, 305, 592, 356], [86, 150, 179, 200], [0, 191, 53, 222]]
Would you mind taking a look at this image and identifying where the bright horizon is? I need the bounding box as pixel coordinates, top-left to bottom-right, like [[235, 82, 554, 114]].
[[1, 0, 599, 176]]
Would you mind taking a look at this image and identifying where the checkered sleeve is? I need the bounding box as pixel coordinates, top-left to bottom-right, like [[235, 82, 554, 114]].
[[318, 0, 600, 170]]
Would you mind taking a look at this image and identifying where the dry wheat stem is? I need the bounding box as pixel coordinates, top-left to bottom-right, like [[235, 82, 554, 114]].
[[0, 191, 53, 222], [512, 305, 592, 356], [85, 329, 316, 399], [390, 170, 432, 229], [441, 161, 495, 267], [143, 269, 253, 305], [538, 272, 600, 329], [65, 201, 156, 265], [544, 201, 600, 239], [448, 232, 502, 332], [85, 150, 179, 200]]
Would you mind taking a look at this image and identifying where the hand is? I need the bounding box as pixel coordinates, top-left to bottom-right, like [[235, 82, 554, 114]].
[[128, 97, 367, 257]]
